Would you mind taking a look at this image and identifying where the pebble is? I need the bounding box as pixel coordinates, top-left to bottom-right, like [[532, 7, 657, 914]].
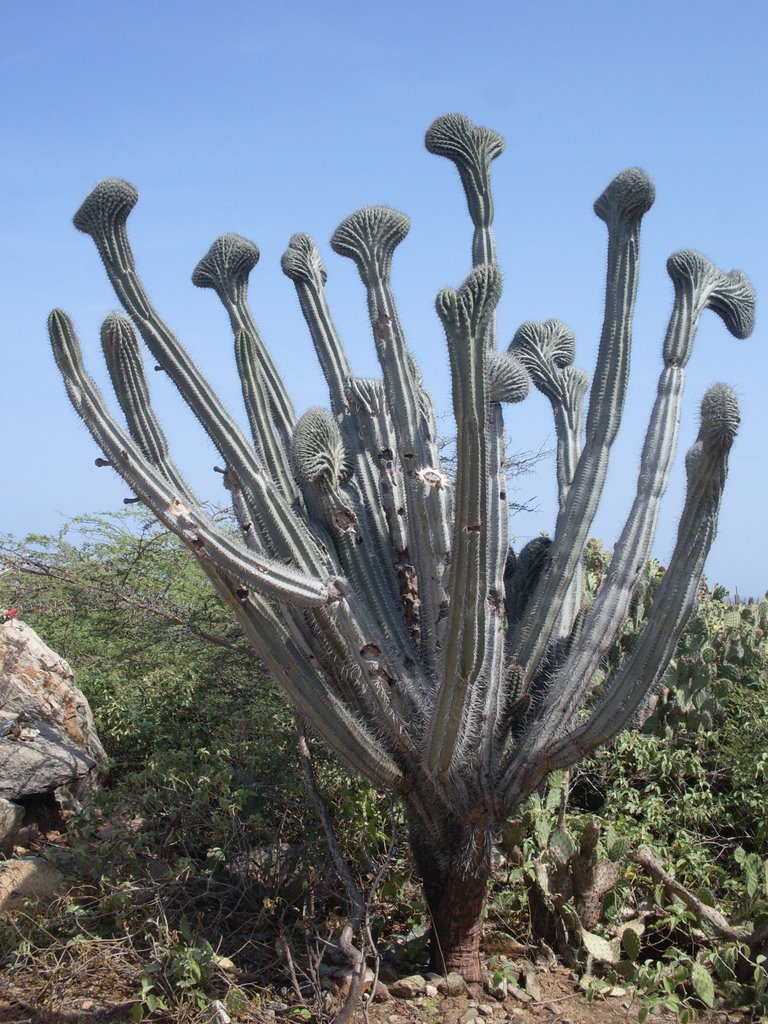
[[478, 1004, 495, 1017]]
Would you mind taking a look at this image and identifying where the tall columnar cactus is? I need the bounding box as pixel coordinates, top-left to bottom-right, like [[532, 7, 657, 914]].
[[49, 114, 756, 980]]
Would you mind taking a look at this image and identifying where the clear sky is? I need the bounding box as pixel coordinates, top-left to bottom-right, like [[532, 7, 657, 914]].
[[2, 0, 766, 596]]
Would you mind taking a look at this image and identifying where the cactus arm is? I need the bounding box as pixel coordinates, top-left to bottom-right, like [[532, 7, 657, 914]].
[[72, 180, 326, 576], [510, 320, 587, 512], [281, 233, 354, 417], [233, 328, 301, 503], [49, 309, 342, 608], [282, 237, 419, 648], [530, 253, 756, 743], [331, 207, 450, 656], [426, 114, 531, 784], [426, 265, 502, 774], [191, 233, 296, 445], [221, 580, 404, 790], [100, 311, 195, 501], [97, 307, 394, 777], [535, 384, 741, 780], [509, 169, 656, 683], [425, 114, 505, 270], [291, 408, 421, 693], [510, 320, 588, 637]]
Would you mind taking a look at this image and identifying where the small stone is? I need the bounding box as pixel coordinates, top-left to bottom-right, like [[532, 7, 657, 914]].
[[478, 1004, 495, 1017], [484, 974, 508, 1000], [437, 972, 467, 996], [390, 974, 427, 999], [520, 965, 542, 1001], [425, 984, 438, 998], [214, 955, 237, 973], [80, 1000, 95, 1011], [508, 985, 532, 1004], [370, 981, 390, 1002], [459, 1009, 478, 1023], [203, 1001, 231, 1024]]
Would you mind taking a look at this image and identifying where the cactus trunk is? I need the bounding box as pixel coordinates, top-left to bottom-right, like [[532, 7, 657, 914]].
[[411, 827, 490, 983]]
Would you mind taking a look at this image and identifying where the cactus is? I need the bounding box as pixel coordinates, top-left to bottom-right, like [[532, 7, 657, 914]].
[[49, 113, 756, 981]]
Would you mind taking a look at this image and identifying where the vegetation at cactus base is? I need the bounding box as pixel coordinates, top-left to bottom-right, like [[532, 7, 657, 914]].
[[1, 511, 767, 1022]]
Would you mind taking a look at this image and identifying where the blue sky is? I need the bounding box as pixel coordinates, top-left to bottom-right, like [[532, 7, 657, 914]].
[[2, 0, 766, 596]]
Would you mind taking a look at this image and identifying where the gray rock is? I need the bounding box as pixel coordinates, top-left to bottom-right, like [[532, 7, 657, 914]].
[[0, 797, 24, 845], [0, 857, 64, 911], [390, 974, 427, 999], [437, 972, 467, 996], [520, 965, 543, 1001], [0, 620, 105, 762], [0, 716, 97, 800], [508, 985, 532, 1004], [484, 973, 508, 1000], [0, 620, 106, 802]]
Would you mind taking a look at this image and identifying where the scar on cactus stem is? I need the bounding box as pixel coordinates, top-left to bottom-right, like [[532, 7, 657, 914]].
[[49, 113, 756, 982]]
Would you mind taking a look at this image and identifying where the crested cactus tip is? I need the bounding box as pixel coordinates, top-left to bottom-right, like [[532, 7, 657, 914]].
[[51, 110, 756, 981], [191, 233, 260, 293], [593, 166, 656, 225], [73, 178, 138, 236], [281, 232, 328, 285]]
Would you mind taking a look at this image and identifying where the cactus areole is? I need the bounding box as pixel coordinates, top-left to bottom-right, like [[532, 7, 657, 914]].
[[50, 115, 756, 981]]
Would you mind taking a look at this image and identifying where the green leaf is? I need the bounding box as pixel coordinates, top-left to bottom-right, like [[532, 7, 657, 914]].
[[690, 962, 715, 1008], [131, 1004, 144, 1024]]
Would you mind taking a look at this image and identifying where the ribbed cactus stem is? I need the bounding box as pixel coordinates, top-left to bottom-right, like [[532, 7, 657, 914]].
[[531, 252, 756, 746], [100, 312, 191, 496], [282, 233, 354, 416], [49, 310, 341, 607], [332, 206, 450, 656], [191, 232, 296, 444], [425, 113, 505, 269], [509, 168, 656, 684], [536, 384, 740, 779], [428, 265, 501, 774], [234, 328, 300, 502]]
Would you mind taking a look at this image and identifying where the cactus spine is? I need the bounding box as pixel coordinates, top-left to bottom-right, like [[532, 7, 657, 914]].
[[49, 114, 756, 981]]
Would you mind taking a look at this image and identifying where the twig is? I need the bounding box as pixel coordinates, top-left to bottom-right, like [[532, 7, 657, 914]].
[[296, 715, 366, 1024]]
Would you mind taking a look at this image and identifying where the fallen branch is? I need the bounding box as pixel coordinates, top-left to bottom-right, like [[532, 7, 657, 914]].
[[630, 846, 743, 942]]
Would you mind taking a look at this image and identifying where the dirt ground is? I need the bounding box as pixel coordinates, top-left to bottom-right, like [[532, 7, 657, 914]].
[[0, 950, 755, 1024]]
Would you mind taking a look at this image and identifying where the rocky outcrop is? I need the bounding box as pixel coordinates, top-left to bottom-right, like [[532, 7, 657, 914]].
[[0, 619, 106, 840]]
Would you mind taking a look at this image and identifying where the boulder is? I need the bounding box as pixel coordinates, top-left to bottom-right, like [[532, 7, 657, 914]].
[[0, 857, 64, 911], [0, 619, 106, 802]]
